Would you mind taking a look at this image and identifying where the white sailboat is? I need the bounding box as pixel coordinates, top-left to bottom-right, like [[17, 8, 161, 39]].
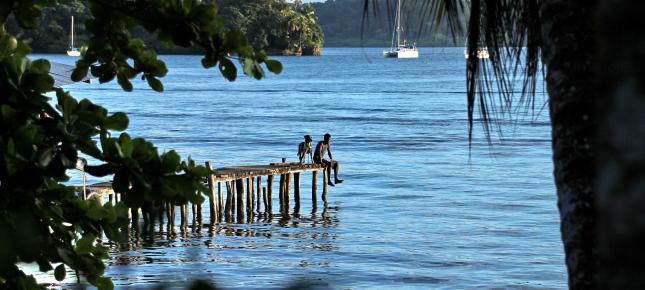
[[463, 39, 489, 59], [463, 47, 490, 59], [66, 16, 81, 57], [383, 0, 418, 58]]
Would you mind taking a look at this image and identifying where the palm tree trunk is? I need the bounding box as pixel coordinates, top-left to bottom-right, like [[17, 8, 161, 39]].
[[540, 1, 599, 289], [596, 1, 645, 288]]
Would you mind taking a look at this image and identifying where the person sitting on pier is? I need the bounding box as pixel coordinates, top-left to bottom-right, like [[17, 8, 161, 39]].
[[313, 133, 343, 186], [298, 134, 314, 164]]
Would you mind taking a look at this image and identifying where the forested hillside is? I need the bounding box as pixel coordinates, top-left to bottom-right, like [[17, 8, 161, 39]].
[[6, 0, 324, 55], [5, 0, 461, 53], [219, 0, 324, 55]]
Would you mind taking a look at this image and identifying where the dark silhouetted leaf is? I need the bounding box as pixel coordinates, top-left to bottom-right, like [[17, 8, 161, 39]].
[[264, 59, 283, 74], [54, 264, 66, 281], [104, 112, 129, 131]]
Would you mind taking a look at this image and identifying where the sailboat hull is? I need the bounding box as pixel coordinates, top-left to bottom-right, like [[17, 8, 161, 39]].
[[463, 49, 489, 59], [383, 49, 419, 58], [66, 50, 81, 57]]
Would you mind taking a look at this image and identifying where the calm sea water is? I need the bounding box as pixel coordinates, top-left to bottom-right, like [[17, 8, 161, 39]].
[[37, 47, 564, 289]]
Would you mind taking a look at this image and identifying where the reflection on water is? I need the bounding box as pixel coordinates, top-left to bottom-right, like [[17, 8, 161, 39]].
[[45, 48, 565, 289], [90, 202, 339, 288]]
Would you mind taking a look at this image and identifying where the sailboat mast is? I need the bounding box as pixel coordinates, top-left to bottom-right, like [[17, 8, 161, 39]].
[[70, 16, 74, 48], [395, 0, 401, 47]]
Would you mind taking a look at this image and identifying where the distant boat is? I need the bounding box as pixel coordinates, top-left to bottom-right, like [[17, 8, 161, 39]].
[[463, 39, 489, 59], [463, 48, 490, 59], [383, 0, 418, 58], [66, 16, 80, 57]]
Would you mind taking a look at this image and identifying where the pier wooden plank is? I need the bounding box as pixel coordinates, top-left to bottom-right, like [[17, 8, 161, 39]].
[[213, 163, 324, 182], [83, 161, 327, 225]]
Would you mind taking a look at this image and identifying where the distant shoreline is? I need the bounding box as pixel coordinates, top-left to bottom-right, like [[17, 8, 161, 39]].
[[30, 46, 465, 56]]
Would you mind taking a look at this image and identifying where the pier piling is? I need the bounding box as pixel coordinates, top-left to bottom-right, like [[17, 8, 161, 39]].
[[267, 175, 274, 214], [206, 161, 218, 223], [294, 172, 301, 213], [312, 170, 318, 209], [89, 159, 329, 229], [322, 169, 328, 203], [256, 176, 262, 213], [284, 173, 291, 215], [236, 178, 245, 222]]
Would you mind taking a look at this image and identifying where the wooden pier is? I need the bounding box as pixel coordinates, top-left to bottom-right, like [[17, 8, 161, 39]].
[[83, 159, 331, 227]]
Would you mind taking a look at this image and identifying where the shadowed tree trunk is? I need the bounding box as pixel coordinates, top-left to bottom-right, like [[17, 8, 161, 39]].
[[540, 1, 599, 288], [596, 0, 645, 288]]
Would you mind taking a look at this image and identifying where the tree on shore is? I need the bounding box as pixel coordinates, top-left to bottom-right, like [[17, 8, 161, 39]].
[[218, 0, 324, 55], [363, 0, 645, 288], [0, 0, 281, 289], [5, 0, 324, 55]]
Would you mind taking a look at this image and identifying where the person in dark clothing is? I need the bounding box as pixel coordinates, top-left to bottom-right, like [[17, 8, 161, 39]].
[[298, 135, 313, 164], [313, 133, 343, 186]]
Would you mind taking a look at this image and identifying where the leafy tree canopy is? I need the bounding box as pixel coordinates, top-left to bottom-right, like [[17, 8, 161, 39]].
[[0, 0, 281, 289], [6, 0, 325, 55], [219, 0, 324, 55]]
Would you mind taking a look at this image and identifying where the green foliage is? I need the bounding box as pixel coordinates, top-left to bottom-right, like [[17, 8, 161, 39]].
[[0, 1, 281, 289], [219, 0, 324, 55], [6, 0, 325, 55], [4, 0, 89, 53]]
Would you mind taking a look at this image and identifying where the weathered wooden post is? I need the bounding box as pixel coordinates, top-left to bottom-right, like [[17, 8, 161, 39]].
[[225, 181, 233, 220], [218, 182, 224, 218], [246, 177, 253, 214], [312, 170, 318, 210], [256, 176, 262, 213], [192, 202, 197, 226], [185, 204, 191, 229], [267, 175, 274, 213], [180, 204, 187, 227], [131, 207, 140, 228], [166, 202, 172, 224], [165, 202, 173, 225], [231, 180, 237, 215], [205, 161, 218, 224], [224, 182, 230, 215], [171, 203, 176, 225], [236, 178, 245, 222], [197, 201, 203, 223], [285, 172, 292, 214], [294, 172, 301, 213], [262, 187, 268, 213], [188, 160, 200, 225], [278, 174, 285, 213], [322, 168, 328, 203], [196, 199, 203, 223]]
